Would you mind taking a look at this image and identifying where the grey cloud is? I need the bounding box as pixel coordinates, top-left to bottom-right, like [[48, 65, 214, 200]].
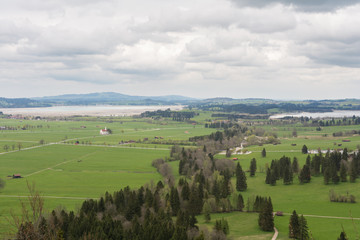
[[0, 20, 38, 44], [295, 41, 360, 67], [230, 0, 358, 12]]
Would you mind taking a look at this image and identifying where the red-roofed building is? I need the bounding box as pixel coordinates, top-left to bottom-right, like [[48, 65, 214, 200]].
[[100, 127, 110, 135]]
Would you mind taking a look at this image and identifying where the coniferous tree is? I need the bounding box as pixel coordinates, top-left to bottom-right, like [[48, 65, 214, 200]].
[[324, 167, 330, 185], [338, 230, 348, 240], [265, 168, 271, 184], [340, 162, 347, 182], [262, 148, 266, 158], [306, 155, 311, 167], [299, 215, 309, 240], [170, 187, 180, 216], [236, 163, 247, 191], [302, 145, 308, 154], [181, 181, 190, 201], [342, 148, 348, 161], [350, 160, 357, 183], [330, 163, 340, 184], [283, 166, 293, 185], [292, 157, 299, 174], [237, 194, 244, 211], [299, 165, 311, 184], [250, 158, 257, 177], [258, 198, 274, 231], [270, 169, 277, 186], [289, 210, 300, 239], [188, 184, 203, 215]]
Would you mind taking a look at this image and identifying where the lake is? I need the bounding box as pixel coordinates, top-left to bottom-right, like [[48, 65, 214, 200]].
[[270, 110, 360, 119], [0, 105, 183, 117]]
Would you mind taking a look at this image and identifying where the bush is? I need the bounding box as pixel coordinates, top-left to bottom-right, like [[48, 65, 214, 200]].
[[0, 178, 5, 190]]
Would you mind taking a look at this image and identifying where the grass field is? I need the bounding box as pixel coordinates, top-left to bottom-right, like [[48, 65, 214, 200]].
[[1, 115, 360, 239]]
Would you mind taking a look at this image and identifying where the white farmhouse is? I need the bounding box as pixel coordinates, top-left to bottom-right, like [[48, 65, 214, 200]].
[[100, 127, 110, 135]]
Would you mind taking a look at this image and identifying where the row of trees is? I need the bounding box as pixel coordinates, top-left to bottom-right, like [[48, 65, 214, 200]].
[[3, 142, 23, 151], [15, 180, 227, 239], [140, 109, 196, 121]]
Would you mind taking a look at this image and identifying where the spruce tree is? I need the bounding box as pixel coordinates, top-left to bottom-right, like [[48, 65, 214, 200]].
[[338, 230, 348, 240], [306, 155, 311, 166], [292, 157, 299, 174], [324, 167, 330, 185], [331, 163, 340, 184], [350, 160, 357, 183], [181, 181, 190, 200], [302, 145, 308, 154], [283, 166, 293, 185], [236, 163, 247, 191], [270, 169, 277, 186], [170, 187, 180, 216], [250, 158, 257, 177], [299, 215, 309, 240], [299, 165, 311, 184], [237, 194, 244, 211], [289, 210, 300, 239], [265, 168, 271, 184], [262, 148, 266, 158], [342, 148, 348, 161], [258, 198, 274, 231], [340, 161, 347, 182]]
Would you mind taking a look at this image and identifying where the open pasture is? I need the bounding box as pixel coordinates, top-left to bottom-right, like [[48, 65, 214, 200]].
[[2, 115, 360, 238], [0, 144, 171, 233]]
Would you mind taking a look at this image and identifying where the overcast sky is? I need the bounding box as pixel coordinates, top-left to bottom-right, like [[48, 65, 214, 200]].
[[0, 0, 359, 100]]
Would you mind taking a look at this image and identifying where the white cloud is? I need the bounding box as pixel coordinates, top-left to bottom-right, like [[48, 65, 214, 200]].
[[0, 0, 359, 99]]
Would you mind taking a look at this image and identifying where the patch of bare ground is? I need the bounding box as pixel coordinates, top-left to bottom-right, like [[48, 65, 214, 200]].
[[234, 233, 273, 240]]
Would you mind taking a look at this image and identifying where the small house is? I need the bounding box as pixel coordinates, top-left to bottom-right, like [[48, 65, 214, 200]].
[[13, 174, 22, 179], [100, 127, 110, 135]]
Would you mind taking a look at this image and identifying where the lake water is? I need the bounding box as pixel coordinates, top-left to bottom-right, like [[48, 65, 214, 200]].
[[0, 105, 183, 117], [270, 110, 360, 119]]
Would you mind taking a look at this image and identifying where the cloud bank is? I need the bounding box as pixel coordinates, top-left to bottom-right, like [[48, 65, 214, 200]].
[[0, 0, 359, 99]]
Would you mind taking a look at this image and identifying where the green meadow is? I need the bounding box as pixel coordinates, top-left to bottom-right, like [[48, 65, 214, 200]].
[[1, 115, 360, 239]]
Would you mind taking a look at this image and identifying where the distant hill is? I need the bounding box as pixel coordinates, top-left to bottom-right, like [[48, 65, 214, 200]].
[[0, 97, 51, 108], [32, 92, 198, 105]]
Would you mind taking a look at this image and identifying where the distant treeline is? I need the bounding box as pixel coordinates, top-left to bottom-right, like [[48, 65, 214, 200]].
[[140, 109, 197, 121], [193, 101, 360, 114], [211, 113, 269, 120], [0, 98, 50, 108]]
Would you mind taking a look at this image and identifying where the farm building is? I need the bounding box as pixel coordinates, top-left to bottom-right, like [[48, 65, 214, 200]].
[[100, 127, 110, 135], [13, 174, 22, 179]]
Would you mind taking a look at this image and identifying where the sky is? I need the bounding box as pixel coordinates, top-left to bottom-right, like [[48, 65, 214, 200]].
[[0, 0, 359, 100]]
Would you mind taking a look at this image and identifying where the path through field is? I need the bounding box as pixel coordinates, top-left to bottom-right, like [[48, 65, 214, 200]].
[[23, 151, 99, 178], [281, 212, 360, 220], [272, 227, 278, 240]]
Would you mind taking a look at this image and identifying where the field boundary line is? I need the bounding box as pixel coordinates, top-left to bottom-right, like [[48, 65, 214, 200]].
[[23, 151, 98, 178], [0, 195, 96, 200], [57, 142, 170, 151], [0, 143, 56, 156], [282, 212, 360, 220]]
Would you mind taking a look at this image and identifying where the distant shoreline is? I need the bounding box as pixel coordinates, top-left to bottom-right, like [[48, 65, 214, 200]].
[[270, 110, 360, 119], [0, 105, 184, 117]]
